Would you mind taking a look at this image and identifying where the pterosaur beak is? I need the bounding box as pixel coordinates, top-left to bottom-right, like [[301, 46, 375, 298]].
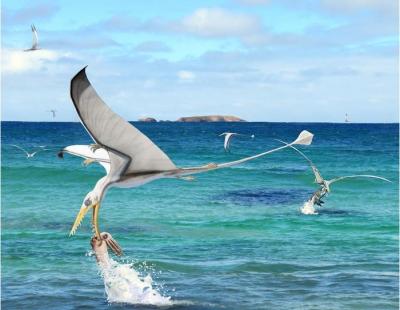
[[69, 204, 92, 236]]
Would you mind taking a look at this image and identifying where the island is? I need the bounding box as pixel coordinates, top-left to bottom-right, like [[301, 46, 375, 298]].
[[176, 115, 246, 122], [138, 117, 157, 122]]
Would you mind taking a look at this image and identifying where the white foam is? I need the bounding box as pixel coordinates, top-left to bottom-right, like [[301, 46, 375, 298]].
[[300, 200, 318, 215], [98, 258, 173, 306]]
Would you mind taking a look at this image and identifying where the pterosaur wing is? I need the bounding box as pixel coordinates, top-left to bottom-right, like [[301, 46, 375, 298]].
[[326, 175, 391, 186], [181, 131, 314, 174], [275, 139, 324, 184], [10, 144, 29, 157], [225, 133, 234, 151], [60, 145, 110, 173], [220, 132, 237, 151], [70, 67, 177, 175]]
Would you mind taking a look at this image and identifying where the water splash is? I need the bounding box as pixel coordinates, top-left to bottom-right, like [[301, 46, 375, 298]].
[[300, 200, 318, 215], [91, 252, 173, 306]]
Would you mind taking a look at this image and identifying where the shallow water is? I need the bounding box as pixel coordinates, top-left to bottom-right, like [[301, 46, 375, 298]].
[[1, 122, 399, 309]]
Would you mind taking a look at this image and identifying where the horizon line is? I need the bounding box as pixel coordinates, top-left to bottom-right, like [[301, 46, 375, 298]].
[[1, 120, 399, 124]]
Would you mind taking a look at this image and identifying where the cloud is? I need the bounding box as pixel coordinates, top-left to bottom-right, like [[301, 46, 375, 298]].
[[177, 70, 196, 82], [2, 49, 66, 73], [320, 0, 398, 15], [180, 8, 261, 37], [300, 67, 359, 80], [234, 0, 271, 5], [87, 8, 266, 46], [134, 41, 171, 53], [1, 2, 397, 122], [45, 35, 120, 50], [4, 3, 60, 24], [234, 0, 398, 16], [94, 8, 262, 38]]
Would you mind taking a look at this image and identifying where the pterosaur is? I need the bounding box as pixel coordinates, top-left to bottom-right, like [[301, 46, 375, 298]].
[[60, 67, 314, 254]]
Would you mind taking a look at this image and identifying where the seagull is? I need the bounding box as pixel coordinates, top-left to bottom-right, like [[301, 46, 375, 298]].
[[219, 132, 255, 152], [60, 67, 314, 255], [275, 139, 391, 211], [24, 24, 40, 52], [48, 110, 57, 118], [11, 145, 49, 158]]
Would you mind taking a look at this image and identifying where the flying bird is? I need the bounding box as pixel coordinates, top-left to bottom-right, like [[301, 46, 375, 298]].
[[275, 139, 391, 212], [219, 132, 255, 152], [60, 67, 314, 255], [24, 24, 40, 51], [48, 110, 57, 118], [11, 145, 49, 158]]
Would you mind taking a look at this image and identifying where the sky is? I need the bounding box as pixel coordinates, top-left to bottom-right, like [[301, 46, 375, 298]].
[[1, 0, 398, 122]]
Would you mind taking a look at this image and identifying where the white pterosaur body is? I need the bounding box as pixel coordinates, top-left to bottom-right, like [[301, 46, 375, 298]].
[[275, 139, 391, 210], [24, 24, 40, 51], [61, 67, 314, 254]]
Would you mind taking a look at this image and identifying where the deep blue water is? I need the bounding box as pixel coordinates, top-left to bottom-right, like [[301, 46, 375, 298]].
[[1, 121, 399, 309]]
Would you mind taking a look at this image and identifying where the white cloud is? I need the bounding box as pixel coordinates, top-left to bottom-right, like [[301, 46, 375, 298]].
[[181, 8, 261, 37], [321, 0, 398, 14], [177, 70, 196, 81], [2, 49, 65, 73], [3, 3, 60, 24], [235, 0, 270, 5], [134, 41, 171, 53]]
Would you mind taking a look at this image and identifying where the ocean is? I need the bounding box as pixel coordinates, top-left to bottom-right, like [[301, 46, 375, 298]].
[[1, 121, 399, 309]]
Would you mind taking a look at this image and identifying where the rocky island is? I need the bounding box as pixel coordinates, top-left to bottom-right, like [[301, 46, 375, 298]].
[[138, 117, 157, 122], [177, 115, 246, 122]]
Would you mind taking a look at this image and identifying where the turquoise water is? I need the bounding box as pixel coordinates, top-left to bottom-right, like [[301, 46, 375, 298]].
[[1, 122, 399, 309]]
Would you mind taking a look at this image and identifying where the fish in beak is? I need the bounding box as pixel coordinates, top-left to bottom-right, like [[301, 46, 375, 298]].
[[91, 232, 123, 259]]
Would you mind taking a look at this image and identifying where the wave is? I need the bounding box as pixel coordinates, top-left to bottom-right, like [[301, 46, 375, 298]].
[[89, 252, 174, 307]]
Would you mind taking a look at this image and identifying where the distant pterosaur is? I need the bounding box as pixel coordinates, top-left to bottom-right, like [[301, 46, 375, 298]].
[[276, 139, 391, 213]]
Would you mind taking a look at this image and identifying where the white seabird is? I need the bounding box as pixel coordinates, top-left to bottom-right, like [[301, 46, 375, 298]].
[[219, 132, 254, 152], [11, 144, 49, 158], [48, 109, 57, 118], [60, 67, 314, 254], [24, 24, 40, 51]]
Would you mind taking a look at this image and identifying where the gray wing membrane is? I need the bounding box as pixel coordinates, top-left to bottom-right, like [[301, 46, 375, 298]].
[[70, 67, 177, 175]]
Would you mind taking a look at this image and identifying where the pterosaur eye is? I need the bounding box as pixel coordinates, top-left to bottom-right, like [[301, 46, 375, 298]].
[[84, 198, 91, 206]]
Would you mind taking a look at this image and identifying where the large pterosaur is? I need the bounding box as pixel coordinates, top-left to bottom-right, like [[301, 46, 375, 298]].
[[60, 67, 314, 255]]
